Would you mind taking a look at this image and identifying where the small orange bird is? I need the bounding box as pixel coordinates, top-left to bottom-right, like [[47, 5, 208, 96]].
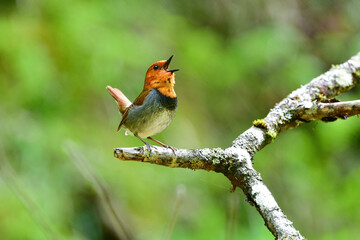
[[106, 55, 179, 154]]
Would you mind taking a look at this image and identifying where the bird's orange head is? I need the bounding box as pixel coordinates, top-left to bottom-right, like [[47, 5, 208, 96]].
[[143, 55, 179, 98]]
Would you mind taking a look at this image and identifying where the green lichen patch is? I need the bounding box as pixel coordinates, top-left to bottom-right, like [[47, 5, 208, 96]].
[[318, 93, 325, 99], [212, 158, 220, 165], [353, 69, 360, 83], [253, 119, 267, 129], [266, 129, 278, 141]]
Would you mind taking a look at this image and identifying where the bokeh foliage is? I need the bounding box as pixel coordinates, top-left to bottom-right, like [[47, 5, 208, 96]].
[[0, 0, 360, 239]]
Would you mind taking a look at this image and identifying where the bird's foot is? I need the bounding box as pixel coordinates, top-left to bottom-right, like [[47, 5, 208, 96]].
[[164, 145, 177, 156], [146, 137, 177, 157], [144, 142, 153, 158]]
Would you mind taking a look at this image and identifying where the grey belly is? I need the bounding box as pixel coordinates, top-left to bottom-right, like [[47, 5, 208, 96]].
[[124, 104, 176, 138]]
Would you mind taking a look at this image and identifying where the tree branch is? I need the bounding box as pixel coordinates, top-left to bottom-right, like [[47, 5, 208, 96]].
[[111, 51, 360, 240], [296, 99, 360, 121]]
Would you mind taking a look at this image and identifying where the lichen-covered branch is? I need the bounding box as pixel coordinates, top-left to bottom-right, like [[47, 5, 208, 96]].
[[296, 99, 360, 121], [113, 145, 304, 239], [225, 148, 303, 240], [112, 51, 360, 240], [113, 146, 235, 173], [231, 52, 360, 156]]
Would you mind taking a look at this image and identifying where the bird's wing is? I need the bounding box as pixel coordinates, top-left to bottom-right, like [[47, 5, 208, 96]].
[[117, 107, 131, 132], [117, 89, 152, 132], [132, 89, 152, 106]]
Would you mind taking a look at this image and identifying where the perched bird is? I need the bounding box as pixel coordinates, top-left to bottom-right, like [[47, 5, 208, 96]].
[[106, 55, 179, 154]]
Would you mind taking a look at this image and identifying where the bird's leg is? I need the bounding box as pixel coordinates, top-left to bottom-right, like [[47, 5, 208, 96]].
[[147, 136, 177, 156], [135, 134, 153, 157]]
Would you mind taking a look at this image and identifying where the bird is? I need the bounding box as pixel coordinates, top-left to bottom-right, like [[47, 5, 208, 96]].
[[106, 55, 179, 155]]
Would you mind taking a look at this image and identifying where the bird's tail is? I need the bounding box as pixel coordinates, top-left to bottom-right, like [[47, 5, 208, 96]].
[[106, 86, 132, 115]]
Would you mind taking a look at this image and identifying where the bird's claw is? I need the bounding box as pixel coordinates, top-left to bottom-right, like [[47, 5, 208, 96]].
[[164, 145, 177, 156], [144, 143, 153, 158]]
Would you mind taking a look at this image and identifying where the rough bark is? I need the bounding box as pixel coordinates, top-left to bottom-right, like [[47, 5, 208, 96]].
[[112, 51, 360, 240]]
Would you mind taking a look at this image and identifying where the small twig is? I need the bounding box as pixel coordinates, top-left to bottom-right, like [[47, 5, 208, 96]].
[[296, 99, 360, 121]]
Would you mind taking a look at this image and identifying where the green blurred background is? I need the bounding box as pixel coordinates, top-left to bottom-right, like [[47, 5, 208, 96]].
[[1, 0, 360, 239]]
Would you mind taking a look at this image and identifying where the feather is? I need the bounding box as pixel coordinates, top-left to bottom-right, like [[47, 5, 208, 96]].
[[106, 86, 131, 114], [117, 89, 152, 132]]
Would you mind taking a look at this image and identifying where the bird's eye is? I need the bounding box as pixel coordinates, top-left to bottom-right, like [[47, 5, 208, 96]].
[[153, 65, 159, 70]]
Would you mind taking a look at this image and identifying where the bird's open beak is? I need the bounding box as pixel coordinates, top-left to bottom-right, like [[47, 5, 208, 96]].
[[163, 55, 179, 73]]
